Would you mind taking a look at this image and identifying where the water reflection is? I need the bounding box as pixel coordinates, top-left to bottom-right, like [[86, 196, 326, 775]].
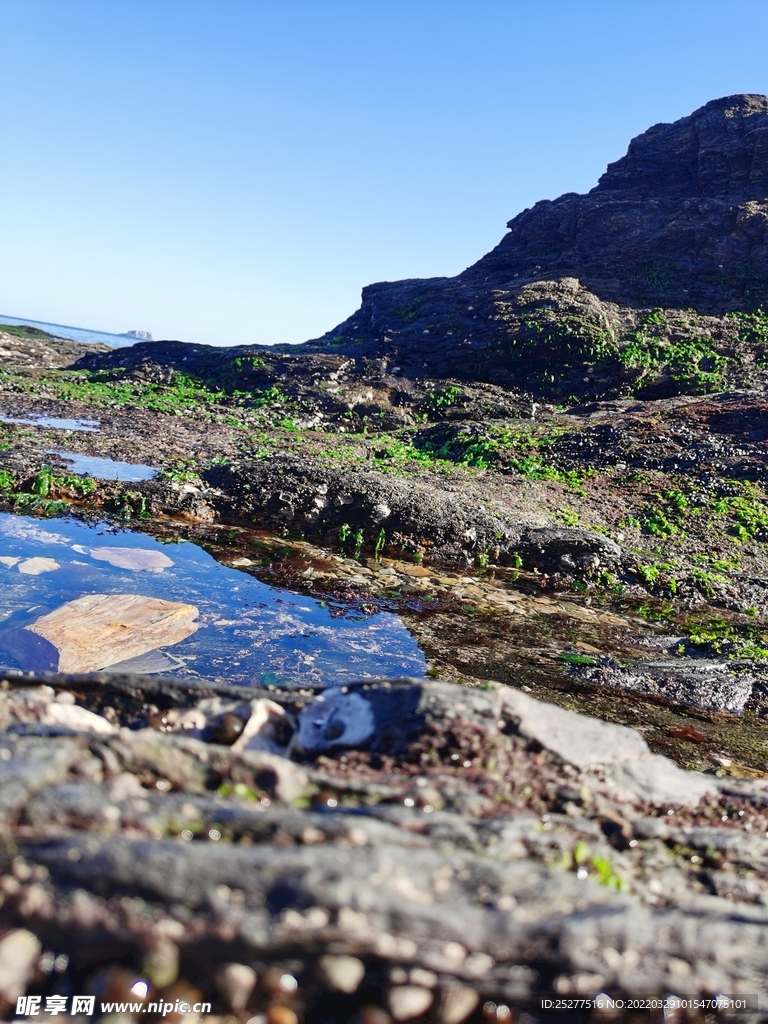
[[0, 513, 425, 687], [0, 413, 100, 432], [47, 449, 158, 481]]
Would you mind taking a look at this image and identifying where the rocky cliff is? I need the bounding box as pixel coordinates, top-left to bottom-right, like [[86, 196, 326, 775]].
[[305, 95, 768, 398]]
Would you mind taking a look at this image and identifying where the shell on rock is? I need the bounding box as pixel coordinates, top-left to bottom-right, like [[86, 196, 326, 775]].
[[295, 689, 375, 752]]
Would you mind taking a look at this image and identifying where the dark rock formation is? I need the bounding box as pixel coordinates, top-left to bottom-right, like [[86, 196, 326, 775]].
[[301, 95, 768, 396]]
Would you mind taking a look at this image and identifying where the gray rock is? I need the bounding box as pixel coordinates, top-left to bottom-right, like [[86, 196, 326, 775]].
[[0, 734, 84, 823], [609, 753, 717, 807], [14, 823, 768, 1002], [501, 687, 650, 768], [500, 687, 716, 807], [518, 527, 623, 574], [576, 658, 755, 713], [0, 672, 762, 1004]]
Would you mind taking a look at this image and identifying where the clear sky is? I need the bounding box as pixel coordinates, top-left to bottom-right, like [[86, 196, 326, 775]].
[[2, 0, 767, 346]]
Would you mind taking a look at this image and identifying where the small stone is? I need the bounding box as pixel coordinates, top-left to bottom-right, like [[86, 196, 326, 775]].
[[438, 986, 480, 1024], [213, 713, 246, 745], [18, 556, 60, 575], [388, 985, 433, 1021], [11, 858, 32, 881], [109, 771, 146, 801], [142, 938, 179, 988], [266, 1006, 298, 1024], [43, 702, 116, 735], [231, 699, 288, 754], [409, 968, 437, 988], [215, 963, 257, 1011], [89, 546, 174, 571], [318, 954, 365, 993], [0, 929, 41, 1001]]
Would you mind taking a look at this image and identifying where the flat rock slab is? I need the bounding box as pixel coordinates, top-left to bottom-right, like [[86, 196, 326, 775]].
[[0, 593, 199, 673], [501, 687, 650, 768], [501, 687, 717, 807], [17, 557, 60, 576], [576, 658, 756, 714], [89, 546, 174, 571]]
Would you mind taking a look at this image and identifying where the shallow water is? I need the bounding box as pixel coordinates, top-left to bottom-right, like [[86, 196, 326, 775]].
[[0, 413, 100, 432], [0, 513, 425, 687], [47, 450, 158, 481]]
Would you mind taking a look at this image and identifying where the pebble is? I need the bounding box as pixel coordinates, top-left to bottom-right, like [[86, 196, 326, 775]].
[[438, 986, 481, 1024], [215, 962, 257, 1011], [266, 1006, 298, 1024], [388, 985, 433, 1021], [43, 701, 116, 735], [213, 713, 246, 745], [409, 968, 437, 988], [318, 954, 365, 993], [0, 929, 40, 1002]]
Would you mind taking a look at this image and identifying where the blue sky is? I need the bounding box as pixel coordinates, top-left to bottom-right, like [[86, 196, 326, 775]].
[[2, 0, 768, 346]]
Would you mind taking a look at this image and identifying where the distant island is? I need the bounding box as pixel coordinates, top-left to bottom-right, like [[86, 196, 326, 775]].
[[120, 329, 154, 340]]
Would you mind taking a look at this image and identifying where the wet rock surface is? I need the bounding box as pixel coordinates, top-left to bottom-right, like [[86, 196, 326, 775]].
[[2, 670, 768, 1019]]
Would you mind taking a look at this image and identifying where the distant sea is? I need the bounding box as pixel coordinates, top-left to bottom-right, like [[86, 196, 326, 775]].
[[0, 315, 137, 348]]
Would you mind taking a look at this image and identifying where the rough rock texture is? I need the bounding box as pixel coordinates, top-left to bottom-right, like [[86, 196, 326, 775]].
[[0, 329, 109, 369], [299, 95, 768, 395], [574, 657, 760, 714], [2, 671, 768, 1018], [203, 455, 626, 571]]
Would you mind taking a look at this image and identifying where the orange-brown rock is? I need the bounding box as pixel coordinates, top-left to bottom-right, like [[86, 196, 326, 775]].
[[0, 593, 198, 673]]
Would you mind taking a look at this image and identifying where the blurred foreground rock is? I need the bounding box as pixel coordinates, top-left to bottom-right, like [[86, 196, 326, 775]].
[[0, 670, 767, 1020]]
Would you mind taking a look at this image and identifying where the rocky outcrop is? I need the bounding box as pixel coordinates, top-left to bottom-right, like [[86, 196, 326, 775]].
[[70, 96, 768, 404], [0, 328, 109, 369], [301, 95, 768, 397], [203, 454, 626, 573]]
